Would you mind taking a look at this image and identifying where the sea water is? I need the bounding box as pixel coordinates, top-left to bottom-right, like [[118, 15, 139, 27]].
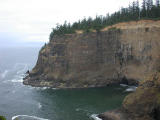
[[0, 47, 131, 120]]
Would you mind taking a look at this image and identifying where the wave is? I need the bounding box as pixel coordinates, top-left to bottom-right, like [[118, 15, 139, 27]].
[[75, 108, 81, 112], [120, 84, 129, 87], [120, 84, 137, 92], [12, 115, 49, 120], [2, 78, 23, 84], [125, 86, 137, 92], [34, 87, 50, 90], [34, 87, 58, 90], [75, 108, 90, 112], [26, 86, 57, 91], [11, 79, 23, 83], [38, 102, 42, 109], [90, 114, 102, 120]]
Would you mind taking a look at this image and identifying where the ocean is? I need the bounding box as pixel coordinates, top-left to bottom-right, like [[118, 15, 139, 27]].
[[0, 47, 130, 120]]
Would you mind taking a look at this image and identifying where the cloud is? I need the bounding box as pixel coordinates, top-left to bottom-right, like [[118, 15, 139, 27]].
[[0, 0, 142, 47]]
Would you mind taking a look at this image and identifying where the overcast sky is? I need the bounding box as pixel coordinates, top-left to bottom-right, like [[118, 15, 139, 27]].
[[0, 0, 142, 47]]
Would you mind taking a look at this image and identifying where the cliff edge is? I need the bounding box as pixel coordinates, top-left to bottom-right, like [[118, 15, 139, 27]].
[[23, 20, 160, 88]]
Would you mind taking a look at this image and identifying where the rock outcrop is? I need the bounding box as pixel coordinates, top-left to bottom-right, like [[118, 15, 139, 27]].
[[99, 72, 160, 120], [23, 20, 160, 88]]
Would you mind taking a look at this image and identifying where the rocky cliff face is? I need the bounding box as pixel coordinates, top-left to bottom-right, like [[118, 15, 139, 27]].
[[23, 20, 160, 88], [99, 72, 160, 120]]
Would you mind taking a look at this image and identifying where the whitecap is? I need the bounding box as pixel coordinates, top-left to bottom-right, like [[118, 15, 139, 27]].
[[12, 115, 49, 120], [34, 87, 50, 90], [38, 102, 42, 109], [41, 87, 49, 90], [75, 108, 80, 111], [52, 88, 57, 90], [36, 87, 58, 90], [90, 114, 102, 120], [75, 108, 90, 114], [125, 86, 137, 92], [120, 84, 128, 87], [11, 79, 23, 83]]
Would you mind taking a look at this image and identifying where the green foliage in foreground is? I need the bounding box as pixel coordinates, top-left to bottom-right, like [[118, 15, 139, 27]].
[[49, 0, 160, 40], [0, 116, 6, 120]]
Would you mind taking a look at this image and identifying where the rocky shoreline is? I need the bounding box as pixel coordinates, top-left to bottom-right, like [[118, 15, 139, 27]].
[[23, 73, 138, 88], [23, 20, 160, 120], [98, 72, 160, 120]]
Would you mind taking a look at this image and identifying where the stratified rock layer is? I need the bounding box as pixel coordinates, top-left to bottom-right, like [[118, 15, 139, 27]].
[[23, 20, 160, 88]]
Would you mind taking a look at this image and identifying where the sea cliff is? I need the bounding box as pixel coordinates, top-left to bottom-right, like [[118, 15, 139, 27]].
[[99, 72, 160, 120], [23, 20, 160, 88]]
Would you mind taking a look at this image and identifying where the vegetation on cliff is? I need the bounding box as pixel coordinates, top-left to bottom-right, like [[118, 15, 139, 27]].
[[0, 116, 6, 120], [49, 0, 160, 40]]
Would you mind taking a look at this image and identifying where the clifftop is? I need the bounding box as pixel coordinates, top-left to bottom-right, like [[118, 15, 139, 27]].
[[102, 20, 160, 31], [49, 0, 160, 39], [73, 20, 160, 34]]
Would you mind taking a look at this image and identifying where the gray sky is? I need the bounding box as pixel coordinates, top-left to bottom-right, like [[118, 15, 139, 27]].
[[0, 0, 142, 47]]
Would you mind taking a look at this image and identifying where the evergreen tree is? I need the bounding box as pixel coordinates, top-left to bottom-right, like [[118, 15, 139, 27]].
[[142, 0, 147, 17], [136, 0, 141, 19], [156, 0, 160, 6], [49, 0, 160, 40]]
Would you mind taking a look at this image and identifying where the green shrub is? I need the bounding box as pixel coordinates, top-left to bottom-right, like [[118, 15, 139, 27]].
[[0, 116, 6, 120]]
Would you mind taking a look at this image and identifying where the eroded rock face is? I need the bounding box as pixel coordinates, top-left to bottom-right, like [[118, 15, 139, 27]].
[[99, 72, 160, 120], [123, 72, 160, 120], [23, 20, 160, 88]]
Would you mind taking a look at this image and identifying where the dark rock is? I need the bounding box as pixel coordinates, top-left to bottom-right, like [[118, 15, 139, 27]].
[[99, 72, 160, 120]]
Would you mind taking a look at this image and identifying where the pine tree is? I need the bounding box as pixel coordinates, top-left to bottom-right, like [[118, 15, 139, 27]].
[[156, 0, 160, 7], [136, 0, 140, 19], [49, 0, 160, 38], [142, 0, 147, 17], [147, 0, 153, 10]]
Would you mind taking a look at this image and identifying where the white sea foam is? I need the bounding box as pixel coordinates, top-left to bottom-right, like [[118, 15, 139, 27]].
[[2, 78, 23, 84], [120, 84, 128, 87], [120, 84, 137, 92], [125, 86, 137, 92], [52, 88, 57, 90], [34, 87, 50, 90], [75, 108, 80, 111], [34, 87, 58, 90], [41, 87, 49, 90], [12, 115, 49, 120], [90, 114, 102, 120], [38, 102, 42, 109], [11, 79, 23, 83]]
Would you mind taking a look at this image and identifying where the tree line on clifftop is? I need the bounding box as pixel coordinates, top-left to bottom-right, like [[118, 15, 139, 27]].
[[49, 0, 160, 40]]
